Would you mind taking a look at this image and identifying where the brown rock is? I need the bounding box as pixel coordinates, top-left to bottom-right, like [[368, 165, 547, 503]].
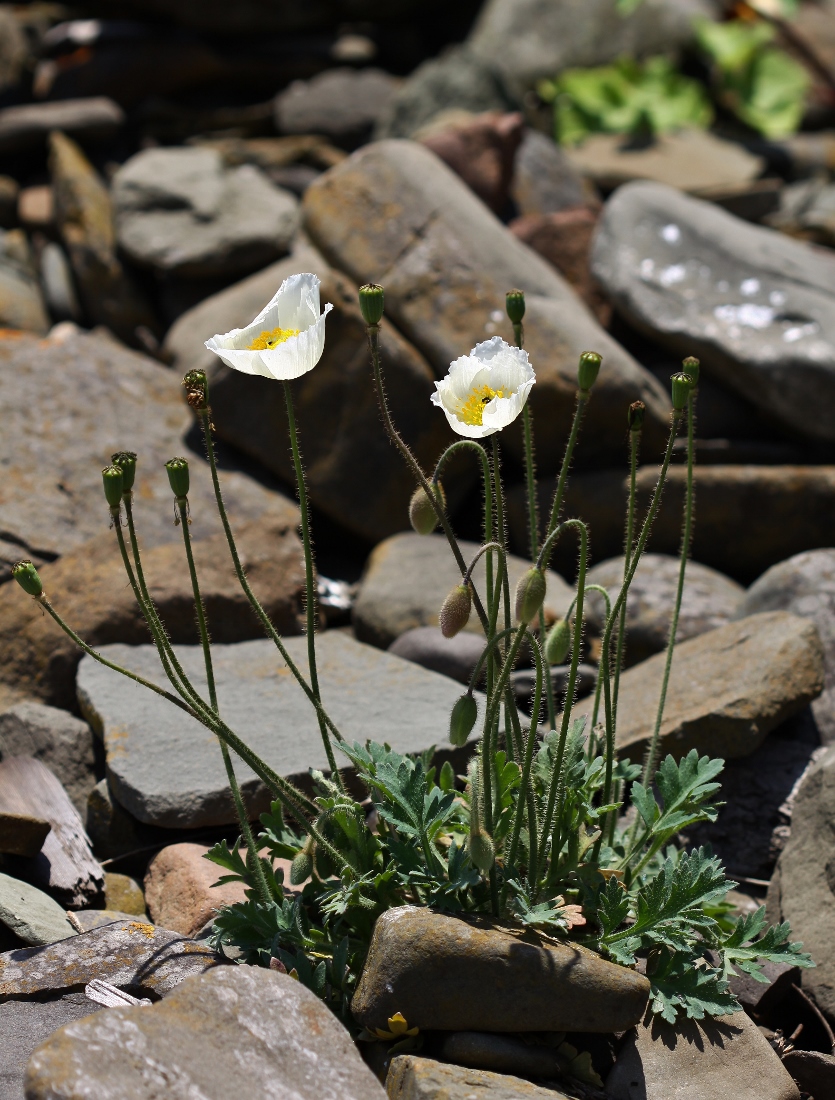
[[419, 111, 524, 214], [351, 906, 650, 1034], [144, 842, 248, 936], [17, 185, 54, 230], [782, 1049, 835, 1098], [104, 872, 146, 916], [0, 811, 50, 857], [387, 1055, 573, 1099], [572, 612, 824, 762]]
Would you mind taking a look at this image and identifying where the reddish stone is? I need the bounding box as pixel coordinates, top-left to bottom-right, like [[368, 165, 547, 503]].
[[420, 112, 525, 214]]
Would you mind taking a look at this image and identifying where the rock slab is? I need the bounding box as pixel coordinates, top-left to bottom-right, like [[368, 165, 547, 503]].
[[351, 906, 650, 1034], [0, 703, 96, 816], [387, 1055, 572, 1100], [0, 995, 101, 1100], [0, 873, 76, 947], [24, 965, 386, 1100], [0, 812, 50, 858]]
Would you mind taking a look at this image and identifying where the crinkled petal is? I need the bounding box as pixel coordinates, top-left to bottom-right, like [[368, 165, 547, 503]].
[[431, 336, 535, 438]]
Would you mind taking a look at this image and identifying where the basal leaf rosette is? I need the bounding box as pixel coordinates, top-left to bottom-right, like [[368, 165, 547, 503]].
[[431, 337, 535, 438], [205, 272, 333, 381]]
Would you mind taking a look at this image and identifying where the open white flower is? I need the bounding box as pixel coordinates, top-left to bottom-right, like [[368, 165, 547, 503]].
[[431, 336, 535, 438], [205, 272, 333, 381]]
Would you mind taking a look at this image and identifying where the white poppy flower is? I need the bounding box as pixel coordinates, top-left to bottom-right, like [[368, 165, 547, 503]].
[[431, 337, 535, 438], [205, 272, 333, 381]]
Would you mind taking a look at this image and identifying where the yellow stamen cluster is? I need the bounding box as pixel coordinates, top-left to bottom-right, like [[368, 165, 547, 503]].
[[458, 384, 507, 426], [247, 327, 300, 351]]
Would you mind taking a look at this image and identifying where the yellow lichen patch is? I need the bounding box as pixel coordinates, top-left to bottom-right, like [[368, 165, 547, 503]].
[[458, 384, 507, 427], [127, 921, 156, 940], [247, 327, 300, 351]]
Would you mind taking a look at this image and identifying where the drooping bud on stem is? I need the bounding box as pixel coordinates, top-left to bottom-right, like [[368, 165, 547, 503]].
[[359, 284, 385, 327], [577, 350, 602, 392], [102, 465, 124, 511], [409, 481, 446, 535], [111, 451, 137, 493], [627, 401, 645, 433], [681, 355, 700, 387], [670, 371, 694, 412], [505, 288, 526, 325], [449, 693, 478, 747], [290, 838, 314, 885], [12, 560, 43, 598], [165, 457, 190, 501], [183, 370, 209, 412], [439, 583, 472, 638], [545, 618, 571, 665], [515, 567, 546, 624]]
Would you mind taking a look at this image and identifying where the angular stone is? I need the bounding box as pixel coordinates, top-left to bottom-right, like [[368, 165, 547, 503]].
[[419, 111, 524, 215], [0, 995, 101, 1100], [104, 873, 146, 917], [25, 965, 385, 1100], [0, 874, 76, 947], [353, 532, 574, 650], [388, 627, 486, 686], [39, 241, 81, 324], [351, 906, 650, 1033], [0, 920, 224, 1002], [144, 843, 247, 936], [511, 130, 587, 217], [0, 97, 124, 154], [275, 68, 401, 149], [112, 147, 299, 279], [0, 229, 49, 333], [591, 181, 835, 443], [738, 549, 835, 745], [572, 612, 824, 762], [0, 703, 96, 816], [303, 140, 671, 472], [782, 1050, 835, 1098], [49, 133, 155, 345], [605, 1011, 799, 1100], [0, 812, 50, 858], [0, 757, 103, 909], [0, 513, 303, 711], [85, 779, 170, 863], [437, 1032, 573, 1080], [584, 553, 744, 668], [165, 248, 461, 543], [77, 632, 483, 828], [387, 1055, 572, 1100]]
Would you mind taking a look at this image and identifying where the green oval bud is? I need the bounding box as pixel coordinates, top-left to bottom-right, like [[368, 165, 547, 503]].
[[578, 350, 602, 392], [359, 283, 384, 326], [290, 848, 313, 885], [439, 583, 472, 638], [670, 371, 694, 412], [409, 481, 446, 535], [515, 567, 546, 624], [469, 828, 495, 873], [627, 401, 645, 432], [183, 369, 209, 411], [165, 457, 190, 500], [505, 288, 526, 325], [450, 693, 478, 747], [102, 464, 124, 509], [111, 451, 137, 492], [545, 618, 571, 665], [682, 355, 700, 387], [12, 560, 43, 597]]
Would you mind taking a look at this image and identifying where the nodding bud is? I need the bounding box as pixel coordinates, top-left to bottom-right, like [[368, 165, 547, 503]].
[[577, 350, 602, 392], [183, 370, 208, 411], [450, 693, 478, 747], [628, 401, 645, 432], [545, 618, 571, 665], [440, 583, 472, 638], [111, 451, 137, 492], [102, 465, 124, 509], [290, 845, 313, 886], [359, 283, 384, 326], [515, 567, 547, 624], [165, 457, 190, 500], [505, 288, 526, 325], [670, 371, 694, 411], [469, 828, 495, 872], [12, 560, 43, 597], [682, 355, 700, 387], [409, 481, 446, 535]]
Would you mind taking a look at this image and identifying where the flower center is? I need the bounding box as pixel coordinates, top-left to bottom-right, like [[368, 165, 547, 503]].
[[247, 327, 300, 351], [459, 384, 507, 426]]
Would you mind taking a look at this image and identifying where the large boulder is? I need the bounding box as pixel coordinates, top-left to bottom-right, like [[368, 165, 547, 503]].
[[592, 181, 835, 444], [302, 140, 671, 473]]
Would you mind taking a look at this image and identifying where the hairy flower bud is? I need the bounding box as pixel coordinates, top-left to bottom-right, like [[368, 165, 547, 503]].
[[469, 828, 495, 872], [111, 451, 137, 492], [682, 355, 700, 387], [290, 846, 313, 886], [545, 618, 571, 665], [439, 583, 472, 638], [505, 288, 526, 325], [515, 567, 546, 624], [409, 481, 446, 535], [670, 371, 694, 411], [358, 283, 384, 326], [577, 350, 602, 392], [183, 369, 209, 411], [165, 457, 190, 500], [12, 560, 42, 597], [450, 693, 478, 747], [627, 401, 645, 432], [102, 464, 124, 509]]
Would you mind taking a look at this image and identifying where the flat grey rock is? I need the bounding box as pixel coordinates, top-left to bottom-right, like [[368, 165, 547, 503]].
[[39, 242, 80, 323], [0, 98, 123, 153], [0, 703, 95, 816], [113, 147, 299, 278], [592, 181, 835, 443], [511, 129, 587, 216], [275, 68, 400, 148], [0, 995, 101, 1100], [0, 229, 48, 334], [77, 632, 483, 828], [24, 965, 385, 1100], [388, 627, 486, 685], [388, 1055, 573, 1099], [0, 920, 224, 1002], [0, 874, 76, 947]]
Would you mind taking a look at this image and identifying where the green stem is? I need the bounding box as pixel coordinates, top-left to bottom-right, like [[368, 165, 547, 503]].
[[504, 632, 545, 887], [612, 426, 642, 730], [542, 391, 589, 565]]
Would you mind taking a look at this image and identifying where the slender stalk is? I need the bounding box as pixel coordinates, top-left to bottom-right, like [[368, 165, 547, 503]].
[[504, 632, 545, 884], [542, 392, 589, 564], [612, 425, 642, 729]]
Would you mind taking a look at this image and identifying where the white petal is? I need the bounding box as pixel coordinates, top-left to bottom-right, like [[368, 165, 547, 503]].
[[430, 336, 535, 438]]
